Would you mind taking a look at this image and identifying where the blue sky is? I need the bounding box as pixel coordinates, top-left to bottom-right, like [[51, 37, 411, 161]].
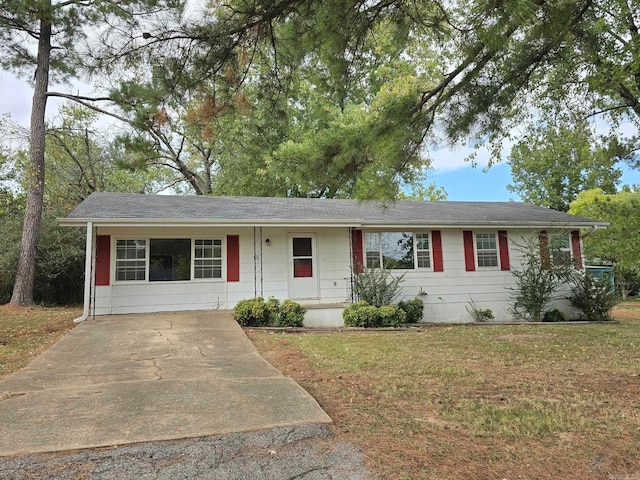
[[429, 146, 640, 202], [2, 70, 639, 202]]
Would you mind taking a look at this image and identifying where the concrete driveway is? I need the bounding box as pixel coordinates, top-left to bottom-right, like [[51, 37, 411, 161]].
[[0, 311, 331, 456]]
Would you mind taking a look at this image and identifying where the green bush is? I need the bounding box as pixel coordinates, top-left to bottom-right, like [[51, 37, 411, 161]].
[[378, 305, 407, 327], [354, 267, 404, 307], [398, 298, 424, 323], [233, 297, 306, 327], [279, 300, 306, 327], [542, 309, 568, 322], [570, 272, 618, 321], [343, 301, 380, 327], [233, 297, 270, 326], [343, 302, 406, 328]]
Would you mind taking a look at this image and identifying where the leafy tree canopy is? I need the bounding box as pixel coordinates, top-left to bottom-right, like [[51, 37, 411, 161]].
[[507, 121, 628, 211], [569, 188, 640, 296]]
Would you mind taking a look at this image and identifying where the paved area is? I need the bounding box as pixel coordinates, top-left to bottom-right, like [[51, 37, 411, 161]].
[[0, 425, 372, 479], [0, 311, 331, 457]]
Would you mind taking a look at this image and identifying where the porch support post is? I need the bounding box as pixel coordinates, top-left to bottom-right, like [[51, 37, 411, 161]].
[[73, 221, 93, 324]]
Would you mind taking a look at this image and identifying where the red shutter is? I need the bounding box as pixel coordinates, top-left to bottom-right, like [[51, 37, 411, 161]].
[[432, 230, 444, 272], [498, 230, 510, 271], [463, 230, 475, 272], [227, 235, 240, 282], [539, 231, 550, 269], [351, 229, 364, 273], [571, 230, 583, 269], [95, 235, 110, 286]]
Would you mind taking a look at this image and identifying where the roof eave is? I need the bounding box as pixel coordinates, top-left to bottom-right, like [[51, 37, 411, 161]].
[[58, 217, 609, 230]]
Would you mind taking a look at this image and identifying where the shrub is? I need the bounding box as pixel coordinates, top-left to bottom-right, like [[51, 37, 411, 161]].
[[569, 272, 618, 321], [542, 309, 568, 322], [343, 302, 407, 328], [398, 298, 424, 323], [466, 299, 494, 322], [343, 301, 380, 327], [233, 297, 270, 326], [233, 297, 305, 327], [279, 300, 306, 327], [509, 233, 577, 322], [354, 267, 404, 307], [378, 305, 407, 327]]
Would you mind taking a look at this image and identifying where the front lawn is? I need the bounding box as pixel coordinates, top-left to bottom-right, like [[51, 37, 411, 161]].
[[247, 301, 640, 480], [0, 305, 80, 379]]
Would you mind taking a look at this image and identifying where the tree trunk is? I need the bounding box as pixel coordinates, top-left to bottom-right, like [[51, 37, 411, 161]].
[[10, 11, 51, 305]]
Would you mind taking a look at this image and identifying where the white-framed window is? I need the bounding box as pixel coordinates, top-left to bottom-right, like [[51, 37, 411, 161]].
[[114, 237, 223, 282], [194, 239, 223, 279], [475, 232, 498, 268], [415, 233, 431, 268], [553, 235, 573, 266], [364, 232, 431, 269], [115, 239, 147, 281]]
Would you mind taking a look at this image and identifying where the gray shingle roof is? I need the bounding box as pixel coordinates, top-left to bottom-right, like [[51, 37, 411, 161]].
[[62, 192, 607, 228]]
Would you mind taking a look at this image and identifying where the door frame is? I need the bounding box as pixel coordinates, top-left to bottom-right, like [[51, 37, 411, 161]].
[[287, 232, 319, 300]]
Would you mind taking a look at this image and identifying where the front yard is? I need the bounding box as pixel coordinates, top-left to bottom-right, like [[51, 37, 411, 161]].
[[2, 302, 639, 479], [248, 301, 640, 480]]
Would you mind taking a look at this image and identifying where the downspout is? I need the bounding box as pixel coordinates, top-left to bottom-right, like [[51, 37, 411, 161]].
[[581, 225, 600, 239], [73, 221, 93, 324]]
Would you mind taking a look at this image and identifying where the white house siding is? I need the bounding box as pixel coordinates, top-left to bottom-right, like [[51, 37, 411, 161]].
[[384, 229, 581, 323], [92, 226, 245, 315], [90, 225, 352, 316], [244, 227, 352, 304], [89, 225, 581, 323]]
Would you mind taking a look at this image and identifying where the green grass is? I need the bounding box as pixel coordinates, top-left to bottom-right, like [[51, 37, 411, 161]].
[[249, 301, 640, 480]]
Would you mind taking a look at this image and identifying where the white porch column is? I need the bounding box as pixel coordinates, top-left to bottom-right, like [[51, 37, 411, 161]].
[[73, 221, 93, 324]]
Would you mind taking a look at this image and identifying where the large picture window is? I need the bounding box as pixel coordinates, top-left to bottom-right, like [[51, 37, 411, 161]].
[[149, 239, 191, 281], [364, 232, 431, 269]]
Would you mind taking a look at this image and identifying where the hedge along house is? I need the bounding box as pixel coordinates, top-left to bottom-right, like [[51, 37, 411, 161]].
[[60, 192, 607, 325]]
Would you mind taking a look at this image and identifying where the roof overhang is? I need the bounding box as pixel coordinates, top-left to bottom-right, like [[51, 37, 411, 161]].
[[58, 217, 609, 230]]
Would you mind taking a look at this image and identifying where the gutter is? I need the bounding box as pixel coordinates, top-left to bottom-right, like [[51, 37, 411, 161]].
[[57, 217, 609, 230], [74, 221, 93, 324]]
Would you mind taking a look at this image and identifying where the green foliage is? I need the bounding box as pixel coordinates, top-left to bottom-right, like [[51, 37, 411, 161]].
[[378, 305, 407, 328], [278, 300, 306, 327], [569, 189, 640, 299], [507, 122, 623, 212], [542, 309, 568, 323], [466, 299, 494, 322], [0, 203, 85, 305], [233, 297, 273, 327], [233, 297, 306, 327], [354, 267, 404, 307], [397, 298, 424, 323], [570, 273, 618, 322], [509, 233, 577, 322], [343, 301, 380, 328], [342, 301, 405, 328]]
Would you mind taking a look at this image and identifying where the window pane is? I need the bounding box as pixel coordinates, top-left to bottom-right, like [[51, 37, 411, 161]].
[[294, 258, 313, 277], [381, 232, 414, 269], [293, 238, 312, 257], [116, 240, 146, 281], [415, 233, 431, 268], [417, 251, 431, 268], [194, 239, 222, 279], [149, 239, 191, 282], [475, 233, 498, 267], [366, 251, 381, 268]]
